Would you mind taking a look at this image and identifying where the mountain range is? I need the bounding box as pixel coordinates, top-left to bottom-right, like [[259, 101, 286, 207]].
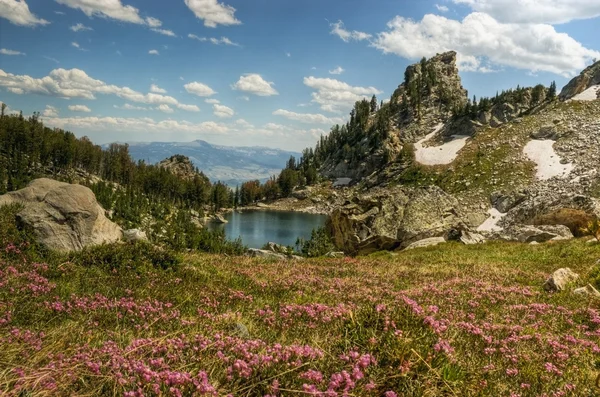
[[111, 140, 300, 186]]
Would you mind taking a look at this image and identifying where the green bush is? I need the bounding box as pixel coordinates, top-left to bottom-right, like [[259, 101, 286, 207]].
[[296, 227, 335, 258], [69, 241, 181, 272]]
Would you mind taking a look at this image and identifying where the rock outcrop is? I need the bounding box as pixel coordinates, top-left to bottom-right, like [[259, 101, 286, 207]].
[[559, 59, 600, 100], [158, 155, 198, 181], [0, 179, 122, 252], [543, 268, 580, 292], [326, 185, 467, 255]]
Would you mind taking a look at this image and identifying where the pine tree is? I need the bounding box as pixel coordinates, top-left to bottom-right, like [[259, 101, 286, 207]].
[[548, 81, 557, 99], [370, 95, 378, 113]]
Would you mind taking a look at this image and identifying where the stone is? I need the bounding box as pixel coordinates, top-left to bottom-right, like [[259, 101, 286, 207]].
[[560, 59, 600, 100], [404, 237, 446, 250], [543, 268, 580, 292], [325, 251, 345, 258], [214, 214, 228, 224], [459, 231, 486, 245], [232, 322, 250, 338], [490, 191, 525, 213], [510, 225, 574, 243], [0, 178, 122, 252], [123, 229, 148, 242], [247, 249, 286, 260], [573, 284, 600, 298], [531, 125, 560, 140], [265, 242, 290, 254]]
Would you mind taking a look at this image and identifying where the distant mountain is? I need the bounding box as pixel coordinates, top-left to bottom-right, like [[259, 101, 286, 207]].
[[117, 140, 300, 186]]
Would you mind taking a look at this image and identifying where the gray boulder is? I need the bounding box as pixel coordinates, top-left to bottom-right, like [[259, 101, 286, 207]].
[[509, 225, 573, 243], [459, 231, 486, 245], [247, 248, 286, 260], [0, 178, 122, 252], [405, 237, 446, 250], [573, 284, 600, 298], [543, 268, 580, 292], [123, 229, 148, 243]]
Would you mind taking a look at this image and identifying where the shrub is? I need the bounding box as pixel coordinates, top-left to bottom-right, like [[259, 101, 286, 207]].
[[533, 208, 596, 237], [296, 227, 335, 258], [69, 241, 180, 271]]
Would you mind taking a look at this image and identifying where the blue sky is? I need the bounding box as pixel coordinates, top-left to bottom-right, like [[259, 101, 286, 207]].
[[0, 0, 599, 151]]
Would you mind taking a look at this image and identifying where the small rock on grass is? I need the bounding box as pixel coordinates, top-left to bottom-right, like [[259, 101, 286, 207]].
[[543, 268, 580, 292]]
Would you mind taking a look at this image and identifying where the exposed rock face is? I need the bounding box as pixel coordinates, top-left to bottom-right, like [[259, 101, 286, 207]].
[[158, 155, 197, 180], [0, 179, 122, 252], [543, 268, 579, 292], [507, 225, 574, 243], [559, 59, 600, 100], [123, 229, 148, 243], [326, 185, 466, 255], [573, 284, 600, 298]]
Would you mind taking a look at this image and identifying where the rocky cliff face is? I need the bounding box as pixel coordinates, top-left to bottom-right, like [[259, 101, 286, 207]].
[[560, 59, 600, 100]]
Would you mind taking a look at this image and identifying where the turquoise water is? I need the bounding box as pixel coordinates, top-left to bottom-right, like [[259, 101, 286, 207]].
[[209, 210, 327, 249]]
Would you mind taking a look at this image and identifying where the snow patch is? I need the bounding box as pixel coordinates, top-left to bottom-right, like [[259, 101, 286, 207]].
[[571, 85, 600, 101], [523, 140, 573, 181], [477, 208, 506, 233], [414, 125, 469, 166]]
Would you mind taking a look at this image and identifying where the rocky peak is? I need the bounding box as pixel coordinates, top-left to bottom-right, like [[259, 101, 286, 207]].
[[158, 155, 197, 180], [559, 59, 600, 100], [391, 51, 468, 125]]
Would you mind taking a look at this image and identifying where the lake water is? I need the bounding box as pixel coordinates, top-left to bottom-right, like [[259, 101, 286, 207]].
[[209, 210, 327, 249]]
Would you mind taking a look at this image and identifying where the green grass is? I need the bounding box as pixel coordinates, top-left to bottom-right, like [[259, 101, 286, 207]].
[[1, 237, 600, 396]]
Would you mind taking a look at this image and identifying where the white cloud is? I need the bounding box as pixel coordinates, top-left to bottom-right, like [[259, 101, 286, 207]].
[[452, 0, 600, 24], [303, 76, 382, 113], [150, 84, 166, 94], [0, 0, 49, 27], [70, 23, 92, 32], [184, 0, 241, 28], [43, 115, 231, 137], [114, 103, 147, 111], [330, 20, 371, 42], [435, 4, 449, 12], [0, 49, 25, 56], [237, 96, 250, 101], [68, 104, 91, 112], [273, 109, 344, 125], [44, 56, 60, 63], [0, 67, 192, 109], [42, 105, 59, 117], [55, 0, 146, 24], [55, 11, 65, 15], [328, 66, 345, 75], [177, 103, 200, 112], [205, 98, 220, 104], [231, 74, 278, 96], [209, 37, 239, 46], [184, 81, 217, 97], [189, 34, 238, 46], [148, 49, 159, 55], [151, 28, 176, 37], [371, 13, 600, 76], [71, 42, 80, 48], [157, 104, 174, 113], [213, 103, 234, 118], [145, 16, 162, 27], [235, 118, 253, 128]]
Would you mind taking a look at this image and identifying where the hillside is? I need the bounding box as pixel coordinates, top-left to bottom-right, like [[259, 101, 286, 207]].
[[2, 222, 600, 395], [123, 140, 300, 186]]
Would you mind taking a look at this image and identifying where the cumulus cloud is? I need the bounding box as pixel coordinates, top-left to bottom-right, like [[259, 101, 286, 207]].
[[273, 109, 344, 125], [231, 74, 278, 96], [148, 49, 159, 55], [0, 49, 25, 56], [156, 104, 174, 113], [452, 0, 600, 24], [188, 34, 207, 41], [68, 104, 91, 112], [0, 68, 197, 111], [145, 17, 162, 27], [42, 105, 59, 117], [435, 4, 449, 12], [71, 42, 80, 48], [56, 0, 146, 24], [150, 84, 166, 94], [0, 0, 49, 27], [184, 0, 241, 28], [176, 103, 200, 112], [330, 20, 371, 42], [303, 76, 382, 113], [184, 82, 217, 97], [205, 98, 220, 104], [328, 66, 345, 75], [213, 104, 234, 118], [70, 23, 92, 32], [371, 12, 600, 76], [114, 103, 147, 111]]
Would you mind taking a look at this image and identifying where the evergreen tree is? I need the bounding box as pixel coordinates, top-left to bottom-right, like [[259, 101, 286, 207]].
[[370, 95, 378, 113], [548, 81, 557, 99]]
